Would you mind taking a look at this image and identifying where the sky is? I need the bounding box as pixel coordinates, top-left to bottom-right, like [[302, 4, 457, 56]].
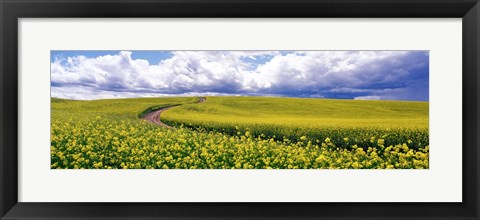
[[50, 50, 429, 101]]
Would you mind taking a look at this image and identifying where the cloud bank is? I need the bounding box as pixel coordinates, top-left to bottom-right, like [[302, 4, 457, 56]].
[[51, 50, 429, 101]]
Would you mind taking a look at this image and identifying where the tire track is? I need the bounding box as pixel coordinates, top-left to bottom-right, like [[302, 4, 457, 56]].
[[144, 97, 206, 128]]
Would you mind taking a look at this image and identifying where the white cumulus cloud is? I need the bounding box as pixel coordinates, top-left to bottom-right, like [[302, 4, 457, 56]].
[[354, 95, 382, 100], [51, 50, 429, 100]]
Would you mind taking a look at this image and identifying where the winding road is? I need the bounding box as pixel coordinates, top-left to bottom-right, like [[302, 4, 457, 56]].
[[144, 97, 206, 128]]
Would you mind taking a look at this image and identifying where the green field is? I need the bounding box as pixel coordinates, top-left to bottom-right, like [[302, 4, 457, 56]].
[[51, 96, 429, 169]]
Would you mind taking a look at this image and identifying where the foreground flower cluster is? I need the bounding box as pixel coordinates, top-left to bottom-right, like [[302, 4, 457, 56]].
[[51, 103, 428, 169]]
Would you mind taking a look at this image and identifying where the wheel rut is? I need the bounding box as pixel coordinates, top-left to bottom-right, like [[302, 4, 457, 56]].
[[143, 97, 206, 128]]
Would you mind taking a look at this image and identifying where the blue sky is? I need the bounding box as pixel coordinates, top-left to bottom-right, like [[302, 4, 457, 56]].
[[50, 50, 429, 101], [52, 51, 173, 65]]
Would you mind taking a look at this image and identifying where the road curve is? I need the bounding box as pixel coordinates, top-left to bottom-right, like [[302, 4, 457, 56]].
[[144, 97, 206, 128]]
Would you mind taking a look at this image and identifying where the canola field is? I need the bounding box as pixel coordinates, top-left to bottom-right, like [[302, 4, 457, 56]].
[[51, 96, 429, 169]]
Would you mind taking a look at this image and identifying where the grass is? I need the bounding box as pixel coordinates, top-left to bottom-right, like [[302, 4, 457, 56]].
[[51, 97, 198, 120], [163, 96, 428, 127]]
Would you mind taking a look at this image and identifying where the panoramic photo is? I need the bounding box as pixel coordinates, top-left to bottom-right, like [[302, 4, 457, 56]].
[[50, 50, 429, 169]]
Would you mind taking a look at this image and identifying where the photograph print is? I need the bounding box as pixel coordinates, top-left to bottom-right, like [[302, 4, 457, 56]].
[[50, 50, 429, 169]]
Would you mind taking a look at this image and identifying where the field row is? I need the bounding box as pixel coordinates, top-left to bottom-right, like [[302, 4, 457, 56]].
[[51, 118, 428, 169]]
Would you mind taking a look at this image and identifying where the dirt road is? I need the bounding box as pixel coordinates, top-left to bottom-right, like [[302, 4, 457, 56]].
[[144, 97, 206, 128]]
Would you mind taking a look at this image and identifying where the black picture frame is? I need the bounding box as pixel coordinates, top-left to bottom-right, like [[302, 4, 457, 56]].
[[1, 0, 479, 219]]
